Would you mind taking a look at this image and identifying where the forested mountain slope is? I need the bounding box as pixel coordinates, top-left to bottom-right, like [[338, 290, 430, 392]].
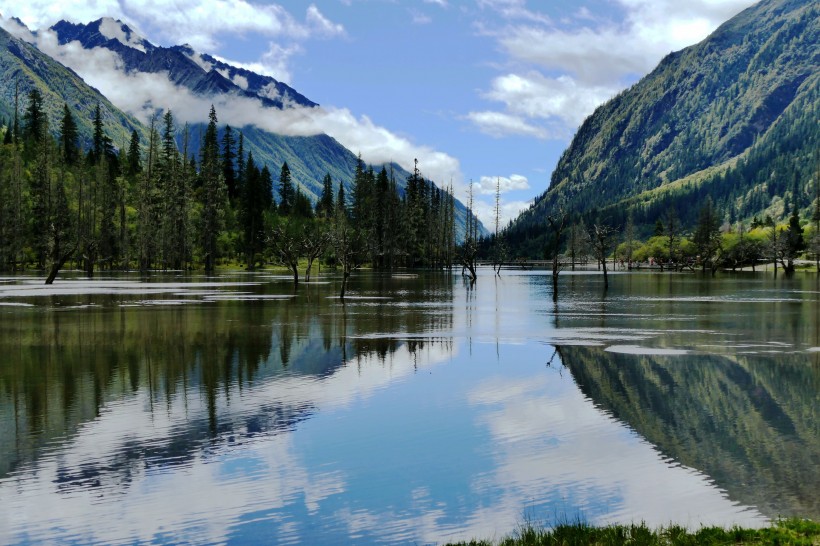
[[507, 0, 819, 256], [0, 24, 146, 149], [0, 17, 484, 240]]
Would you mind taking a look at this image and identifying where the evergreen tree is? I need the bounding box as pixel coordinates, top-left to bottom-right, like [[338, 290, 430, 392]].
[[693, 196, 722, 274], [200, 105, 225, 273], [336, 179, 347, 219], [127, 130, 141, 177], [781, 207, 805, 275], [90, 102, 105, 164], [22, 89, 45, 147], [222, 125, 237, 201], [260, 165, 273, 211], [240, 152, 265, 268], [317, 172, 334, 219], [278, 161, 294, 215], [29, 114, 51, 269], [59, 103, 79, 166]]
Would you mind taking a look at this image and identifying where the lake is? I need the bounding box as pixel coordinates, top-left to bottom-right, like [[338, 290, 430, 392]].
[[0, 268, 818, 545]]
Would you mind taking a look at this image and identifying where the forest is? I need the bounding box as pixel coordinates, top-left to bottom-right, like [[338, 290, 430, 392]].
[[0, 90, 466, 291]]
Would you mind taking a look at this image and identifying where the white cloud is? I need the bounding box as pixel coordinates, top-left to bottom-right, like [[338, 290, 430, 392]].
[[470, 0, 757, 141], [476, 174, 529, 195], [465, 111, 549, 139], [98, 16, 147, 53], [470, 173, 531, 238], [484, 72, 617, 128], [210, 42, 303, 84], [410, 9, 432, 25]]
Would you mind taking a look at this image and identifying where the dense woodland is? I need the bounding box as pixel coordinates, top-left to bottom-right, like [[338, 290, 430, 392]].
[[485, 187, 818, 282], [0, 91, 465, 290]]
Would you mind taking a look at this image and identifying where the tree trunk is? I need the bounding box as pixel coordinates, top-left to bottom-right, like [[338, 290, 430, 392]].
[[290, 263, 299, 287], [45, 248, 75, 285], [340, 269, 350, 299]]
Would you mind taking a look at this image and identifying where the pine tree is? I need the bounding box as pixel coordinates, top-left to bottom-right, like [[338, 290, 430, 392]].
[[693, 196, 722, 274], [200, 105, 225, 273], [240, 152, 265, 268], [336, 179, 347, 219], [90, 102, 105, 164], [278, 161, 294, 215], [22, 89, 45, 145], [318, 172, 334, 219], [127, 130, 141, 177], [222, 125, 237, 201], [59, 103, 79, 166], [260, 165, 273, 211]]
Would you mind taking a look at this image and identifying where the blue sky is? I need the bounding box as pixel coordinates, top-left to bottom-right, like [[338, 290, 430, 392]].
[[0, 0, 756, 227]]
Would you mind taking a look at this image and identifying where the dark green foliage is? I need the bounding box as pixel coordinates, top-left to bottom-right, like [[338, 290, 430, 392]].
[[693, 196, 722, 272], [126, 130, 141, 177], [200, 105, 225, 273], [278, 161, 294, 215], [240, 152, 267, 268], [22, 88, 45, 146], [221, 124, 237, 201], [59, 103, 79, 166], [317, 172, 334, 219]]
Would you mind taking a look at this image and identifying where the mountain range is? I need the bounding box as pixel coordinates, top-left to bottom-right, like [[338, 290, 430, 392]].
[[506, 0, 819, 256], [0, 16, 486, 239]]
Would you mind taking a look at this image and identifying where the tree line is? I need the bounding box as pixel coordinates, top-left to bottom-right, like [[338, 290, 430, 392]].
[[486, 192, 818, 300], [0, 91, 465, 292]]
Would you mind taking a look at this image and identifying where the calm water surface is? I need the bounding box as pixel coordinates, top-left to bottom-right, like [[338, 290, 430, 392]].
[[0, 269, 818, 544]]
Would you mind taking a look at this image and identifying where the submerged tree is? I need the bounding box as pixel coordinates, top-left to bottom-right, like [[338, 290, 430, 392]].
[[547, 207, 568, 301], [590, 222, 617, 289], [460, 180, 478, 282]]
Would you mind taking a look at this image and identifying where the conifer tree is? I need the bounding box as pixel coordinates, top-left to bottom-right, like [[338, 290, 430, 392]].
[[200, 105, 225, 273], [222, 125, 237, 201], [260, 165, 273, 211], [59, 103, 79, 166], [278, 161, 294, 215], [240, 152, 265, 268], [127, 130, 141, 177], [318, 172, 334, 219], [336, 180, 347, 219]]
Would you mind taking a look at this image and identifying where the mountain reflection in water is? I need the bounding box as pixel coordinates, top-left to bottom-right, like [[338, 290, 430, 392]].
[[0, 271, 817, 544]]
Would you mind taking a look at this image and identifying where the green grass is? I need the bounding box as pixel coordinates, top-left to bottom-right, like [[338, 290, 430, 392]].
[[449, 519, 820, 546]]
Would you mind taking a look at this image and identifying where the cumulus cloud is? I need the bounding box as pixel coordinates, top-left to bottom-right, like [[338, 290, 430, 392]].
[[471, 198, 530, 231], [484, 72, 617, 128], [469, 0, 756, 139], [476, 175, 529, 195], [465, 111, 549, 139], [469, 175, 530, 227], [216, 42, 304, 83]]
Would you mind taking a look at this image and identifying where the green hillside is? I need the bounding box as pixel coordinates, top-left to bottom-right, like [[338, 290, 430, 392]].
[[0, 26, 146, 149], [507, 0, 819, 256]]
